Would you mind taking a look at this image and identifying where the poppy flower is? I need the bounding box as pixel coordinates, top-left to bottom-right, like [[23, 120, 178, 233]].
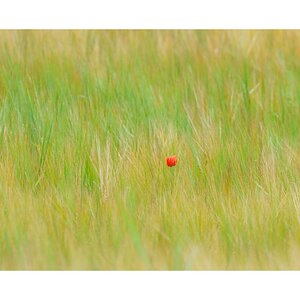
[[166, 155, 177, 167]]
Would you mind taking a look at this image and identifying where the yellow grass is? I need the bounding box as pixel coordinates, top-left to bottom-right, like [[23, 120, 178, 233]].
[[0, 30, 300, 269]]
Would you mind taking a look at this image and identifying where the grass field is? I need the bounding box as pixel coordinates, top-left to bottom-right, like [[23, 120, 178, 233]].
[[1, 30, 300, 269]]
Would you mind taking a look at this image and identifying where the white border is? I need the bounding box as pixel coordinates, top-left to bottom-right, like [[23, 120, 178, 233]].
[[0, 271, 299, 300], [0, 0, 299, 29]]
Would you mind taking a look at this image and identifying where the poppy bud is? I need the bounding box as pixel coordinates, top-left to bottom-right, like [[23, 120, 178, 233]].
[[166, 155, 177, 167]]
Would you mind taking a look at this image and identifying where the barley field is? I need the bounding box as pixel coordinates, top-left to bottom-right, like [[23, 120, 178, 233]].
[[1, 30, 300, 269]]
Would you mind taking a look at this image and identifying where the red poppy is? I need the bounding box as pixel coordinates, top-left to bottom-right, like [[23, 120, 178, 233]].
[[166, 155, 177, 167]]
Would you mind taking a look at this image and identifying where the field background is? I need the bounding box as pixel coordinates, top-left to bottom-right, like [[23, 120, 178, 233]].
[[1, 30, 300, 269]]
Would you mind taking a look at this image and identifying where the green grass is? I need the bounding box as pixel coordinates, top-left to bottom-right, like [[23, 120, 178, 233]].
[[1, 30, 300, 269]]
